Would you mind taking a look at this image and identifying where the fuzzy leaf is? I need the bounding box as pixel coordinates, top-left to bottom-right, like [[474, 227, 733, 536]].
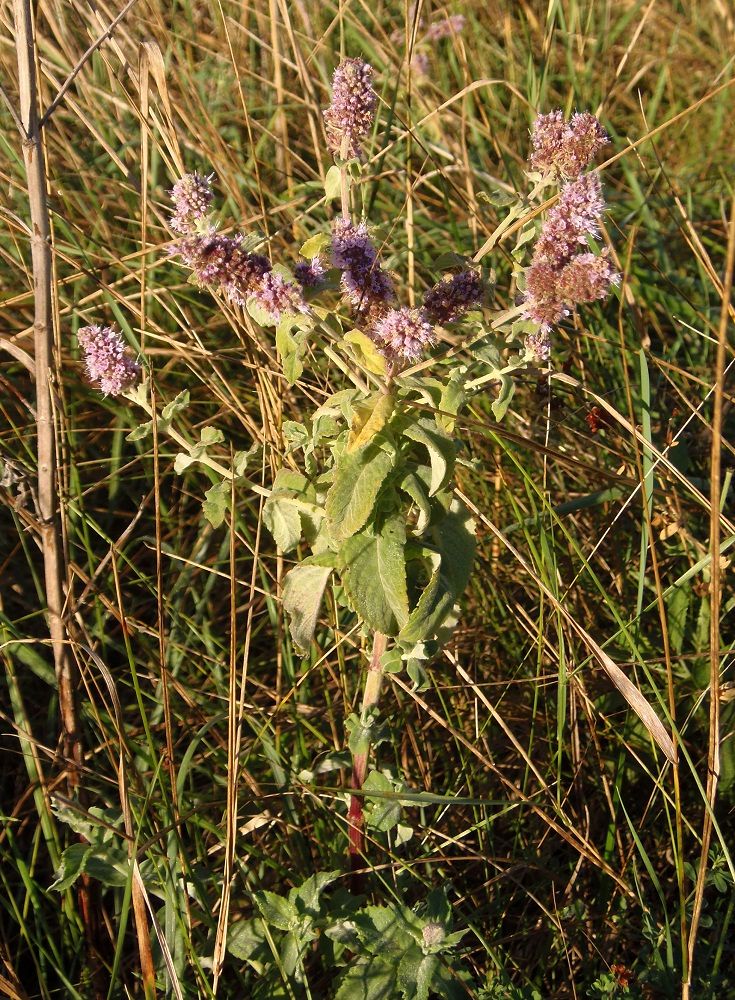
[[491, 374, 515, 421], [335, 959, 397, 1000], [202, 480, 230, 528], [289, 870, 342, 917], [340, 514, 409, 635], [263, 496, 302, 552], [403, 419, 456, 496], [344, 330, 387, 376], [252, 890, 298, 931], [398, 950, 439, 1000], [399, 501, 475, 645], [326, 442, 394, 541], [161, 389, 190, 422], [50, 843, 92, 891], [324, 164, 343, 201], [300, 232, 331, 259], [282, 564, 332, 653], [347, 393, 395, 452]]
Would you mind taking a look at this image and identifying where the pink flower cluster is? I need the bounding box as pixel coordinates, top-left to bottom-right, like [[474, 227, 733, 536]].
[[529, 110, 609, 179], [331, 218, 395, 325], [323, 58, 377, 161], [523, 112, 619, 356], [422, 269, 484, 325], [373, 307, 435, 361], [77, 325, 140, 397], [168, 174, 306, 323]]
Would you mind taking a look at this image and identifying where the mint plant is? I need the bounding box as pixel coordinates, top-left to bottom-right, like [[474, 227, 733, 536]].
[[74, 57, 654, 888]]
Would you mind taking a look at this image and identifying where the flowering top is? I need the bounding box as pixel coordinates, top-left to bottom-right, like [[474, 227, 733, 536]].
[[323, 58, 377, 161], [169, 172, 214, 234], [424, 14, 466, 40], [77, 325, 140, 396], [373, 307, 435, 361], [331, 218, 394, 322], [167, 174, 306, 323], [529, 110, 609, 179], [523, 111, 618, 344], [422, 269, 484, 325]]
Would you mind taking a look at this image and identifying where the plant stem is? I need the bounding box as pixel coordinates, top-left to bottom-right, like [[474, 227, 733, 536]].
[[348, 631, 387, 884]]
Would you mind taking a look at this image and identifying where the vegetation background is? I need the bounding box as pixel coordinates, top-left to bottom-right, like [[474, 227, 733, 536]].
[[0, 0, 733, 997]]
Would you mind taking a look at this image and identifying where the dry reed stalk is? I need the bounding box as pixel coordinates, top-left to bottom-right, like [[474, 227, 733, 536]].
[[12, 0, 79, 787]]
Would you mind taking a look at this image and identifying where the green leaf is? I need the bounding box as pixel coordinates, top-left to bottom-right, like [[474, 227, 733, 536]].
[[491, 374, 515, 421], [247, 297, 277, 328], [300, 232, 331, 259], [289, 870, 342, 917], [363, 771, 402, 832], [439, 373, 467, 433], [85, 852, 130, 887], [399, 501, 475, 645], [324, 164, 343, 201], [340, 514, 409, 635], [348, 393, 395, 452], [398, 471, 432, 534], [398, 950, 439, 1000], [50, 843, 92, 891], [161, 389, 190, 422], [227, 918, 267, 970], [200, 426, 225, 446], [174, 452, 195, 474], [403, 418, 456, 496], [202, 480, 230, 528], [335, 958, 398, 1000], [344, 330, 387, 376], [252, 890, 298, 931], [326, 442, 394, 541], [282, 564, 333, 653], [263, 496, 302, 552], [126, 420, 153, 442]]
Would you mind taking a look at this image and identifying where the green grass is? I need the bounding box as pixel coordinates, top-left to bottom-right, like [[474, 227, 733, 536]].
[[1, 1, 734, 997]]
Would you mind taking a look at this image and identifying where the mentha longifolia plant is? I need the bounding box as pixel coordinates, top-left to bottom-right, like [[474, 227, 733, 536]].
[[76, 60, 620, 865]]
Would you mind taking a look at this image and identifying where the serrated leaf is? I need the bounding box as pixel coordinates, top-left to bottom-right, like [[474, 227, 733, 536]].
[[326, 442, 394, 541], [161, 389, 190, 421], [227, 918, 267, 968], [289, 870, 342, 916], [399, 471, 432, 534], [347, 393, 395, 452], [403, 418, 456, 496], [126, 420, 153, 442], [252, 890, 298, 931], [300, 232, 331, 259], [399, 501, 475, 645], [335, 958, 397, 1000], [491, 374, 515, 421], [340, 514, 409, 635], [263, 496, 302, 552], [200, 426, 225, 446], [343, 330, 387, 376], [282, 564, 332, 653], [398, 950, 439, 1000], [202, 480, 229, 528], [324, 164, 343, 201], [174, 452, 195, 474], [50, 842, 92, 891], [363, 771, 402, 832]]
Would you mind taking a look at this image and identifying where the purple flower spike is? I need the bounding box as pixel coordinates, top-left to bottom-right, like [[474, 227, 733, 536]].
[[170, 172, 214, 234], [77, 325, 140, 397], [524, 329, 552, 362], [422, 269, 484, 325], [294, 257, 327, 289], [556, 251, 619, 303], [523, 261, 568, 330], [373, 307, 435, 361], [331, 218, 394, 320], [534, 173, 606, 267], [530, 110, 609, 178], [252, 272, 308, 322], [323, 58, 377, 161], [424, 14, 466, 40]]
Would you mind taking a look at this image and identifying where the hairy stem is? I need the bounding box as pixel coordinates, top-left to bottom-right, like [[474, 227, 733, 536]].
[[348, 631, 387, 883]]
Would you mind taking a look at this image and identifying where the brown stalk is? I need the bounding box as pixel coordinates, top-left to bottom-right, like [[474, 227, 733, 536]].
[[12, 0, 103, 991], [683, 196, 735, 997], [12, 0, 78, 777]]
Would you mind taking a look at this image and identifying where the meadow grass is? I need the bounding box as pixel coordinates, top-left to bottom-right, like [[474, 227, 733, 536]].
[[1, 1, 734, 997]]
